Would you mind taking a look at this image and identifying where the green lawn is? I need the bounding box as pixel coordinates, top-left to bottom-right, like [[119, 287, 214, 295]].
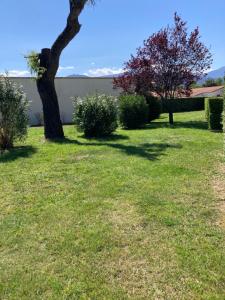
[[0, 111, 224, 299]]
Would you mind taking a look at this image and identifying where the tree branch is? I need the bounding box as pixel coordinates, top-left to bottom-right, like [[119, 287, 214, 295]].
[[50, 0, 93, 75]]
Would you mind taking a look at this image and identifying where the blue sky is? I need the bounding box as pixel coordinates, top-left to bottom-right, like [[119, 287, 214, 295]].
[[0, 0, 224, 77]]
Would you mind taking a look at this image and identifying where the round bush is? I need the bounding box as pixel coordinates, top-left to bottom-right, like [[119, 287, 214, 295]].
[[73, 94, 118, 137], [0, 75, 29, 150], [119, 94, 149, 129], [145, 95, 162, 122]]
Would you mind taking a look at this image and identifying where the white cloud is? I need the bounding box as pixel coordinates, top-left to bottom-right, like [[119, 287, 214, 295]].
[[58, 65, 75, 71], [84, 67, 124, 77], [0, 70, 30, 77]]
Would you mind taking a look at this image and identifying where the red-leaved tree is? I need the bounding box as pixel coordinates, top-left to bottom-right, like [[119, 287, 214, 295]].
[[114, 13, 212, 124]]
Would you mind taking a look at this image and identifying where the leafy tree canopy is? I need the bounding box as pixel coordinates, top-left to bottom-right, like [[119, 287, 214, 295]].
[[114, 13, 212, 100]]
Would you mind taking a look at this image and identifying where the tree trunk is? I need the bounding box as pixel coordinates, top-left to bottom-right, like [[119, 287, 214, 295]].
[[163, 97, 174, 125], [37, 77, 64, 139], [0, 130, 13, 150], [34, 1, 90, 139], [37, 48, 64, 139], [169, 111, 174, 125], [167, 99, 174, 125]]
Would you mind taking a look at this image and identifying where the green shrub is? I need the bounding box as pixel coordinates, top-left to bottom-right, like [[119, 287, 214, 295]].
[[119, 94, 149, 129], [73, 93, 118, 137], [205, 98, 209, 121], [162, 97, 205, 113], [205, 97, 224, 131], [0, 75, 29, 150], [145, 95, 161, 122]]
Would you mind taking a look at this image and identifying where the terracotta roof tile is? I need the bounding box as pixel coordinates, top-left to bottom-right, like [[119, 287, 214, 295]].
[[191, 86, 224, 97]]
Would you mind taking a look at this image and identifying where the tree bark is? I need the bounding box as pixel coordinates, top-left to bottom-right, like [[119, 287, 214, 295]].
[[36, 49, 64, 139], [36, 0, 90, 140], [168, 99, 174, 125], [168, 111, 174, 125]]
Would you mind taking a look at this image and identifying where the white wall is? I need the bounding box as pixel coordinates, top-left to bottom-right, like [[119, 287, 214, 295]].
[[11, 77, 120, 126]]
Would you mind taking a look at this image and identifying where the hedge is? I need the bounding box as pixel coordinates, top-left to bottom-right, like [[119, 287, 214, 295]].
[[205, 98, 209, 121], [205, 97, 224, 131], [145, 96, 162, 122], [161, 97, 205, 113], [119, 94, 149, 129]]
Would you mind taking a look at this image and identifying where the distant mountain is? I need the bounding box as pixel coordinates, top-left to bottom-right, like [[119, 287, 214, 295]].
[[67, 73, 124, 78], [207, 66, 225, 79], [199, 66, 225, 83], [100, 73, 124, 78], [67, 67, 225, 81], [67, 74, 89, 78]]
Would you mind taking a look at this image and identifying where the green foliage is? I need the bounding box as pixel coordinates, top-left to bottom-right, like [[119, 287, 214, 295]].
[[205, 98, 209, 121], [26, 51, 46, 79], [0, 75, 29, 150], [203, 77, 224, 87], [192, 77, 224, 88], [119, 94, 149, 129], [191, 82, 202, 88], [73, 93, 118, 137], [145, 95, 162, 122], [205, 97, 224, 131], [162, 97, 205, 113]]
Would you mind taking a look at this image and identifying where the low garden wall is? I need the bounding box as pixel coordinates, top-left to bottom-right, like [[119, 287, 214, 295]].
[[9, 77, 217, 126], [10, 77, 120, 126]]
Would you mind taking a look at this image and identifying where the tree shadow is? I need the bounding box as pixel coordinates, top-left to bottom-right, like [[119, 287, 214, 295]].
[[53, 137, 182, 161], [0, 146, 37, 163], [99, 142, 182, 161], [149, 120, 208, 130], [81, 133, 130, 142], [173, 121, 208, 130], [53, 133, 129, 144]]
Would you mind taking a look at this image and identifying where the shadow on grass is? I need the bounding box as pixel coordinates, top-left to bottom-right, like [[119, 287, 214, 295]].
[[99, 142, 182, 161], [0, 146, 37, 163], [54, 137, 182, 161], [82, 133, 130, 142], [53, 133, 129, 144], [149, 120, 208, 130]]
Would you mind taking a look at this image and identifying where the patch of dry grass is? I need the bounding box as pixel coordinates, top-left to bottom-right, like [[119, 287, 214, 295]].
[[213, 163, 225, 228]]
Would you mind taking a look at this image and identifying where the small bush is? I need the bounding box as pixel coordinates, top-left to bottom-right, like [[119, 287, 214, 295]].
[[119, 94, 149, 129], [205, 97, 224, 131], [0, 75, 29, 150], [73, 94, 118, 137], [145, 95, 161, 122]]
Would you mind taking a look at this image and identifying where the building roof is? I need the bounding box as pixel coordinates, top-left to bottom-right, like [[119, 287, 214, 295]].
[[191, 85, 224, 97]]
